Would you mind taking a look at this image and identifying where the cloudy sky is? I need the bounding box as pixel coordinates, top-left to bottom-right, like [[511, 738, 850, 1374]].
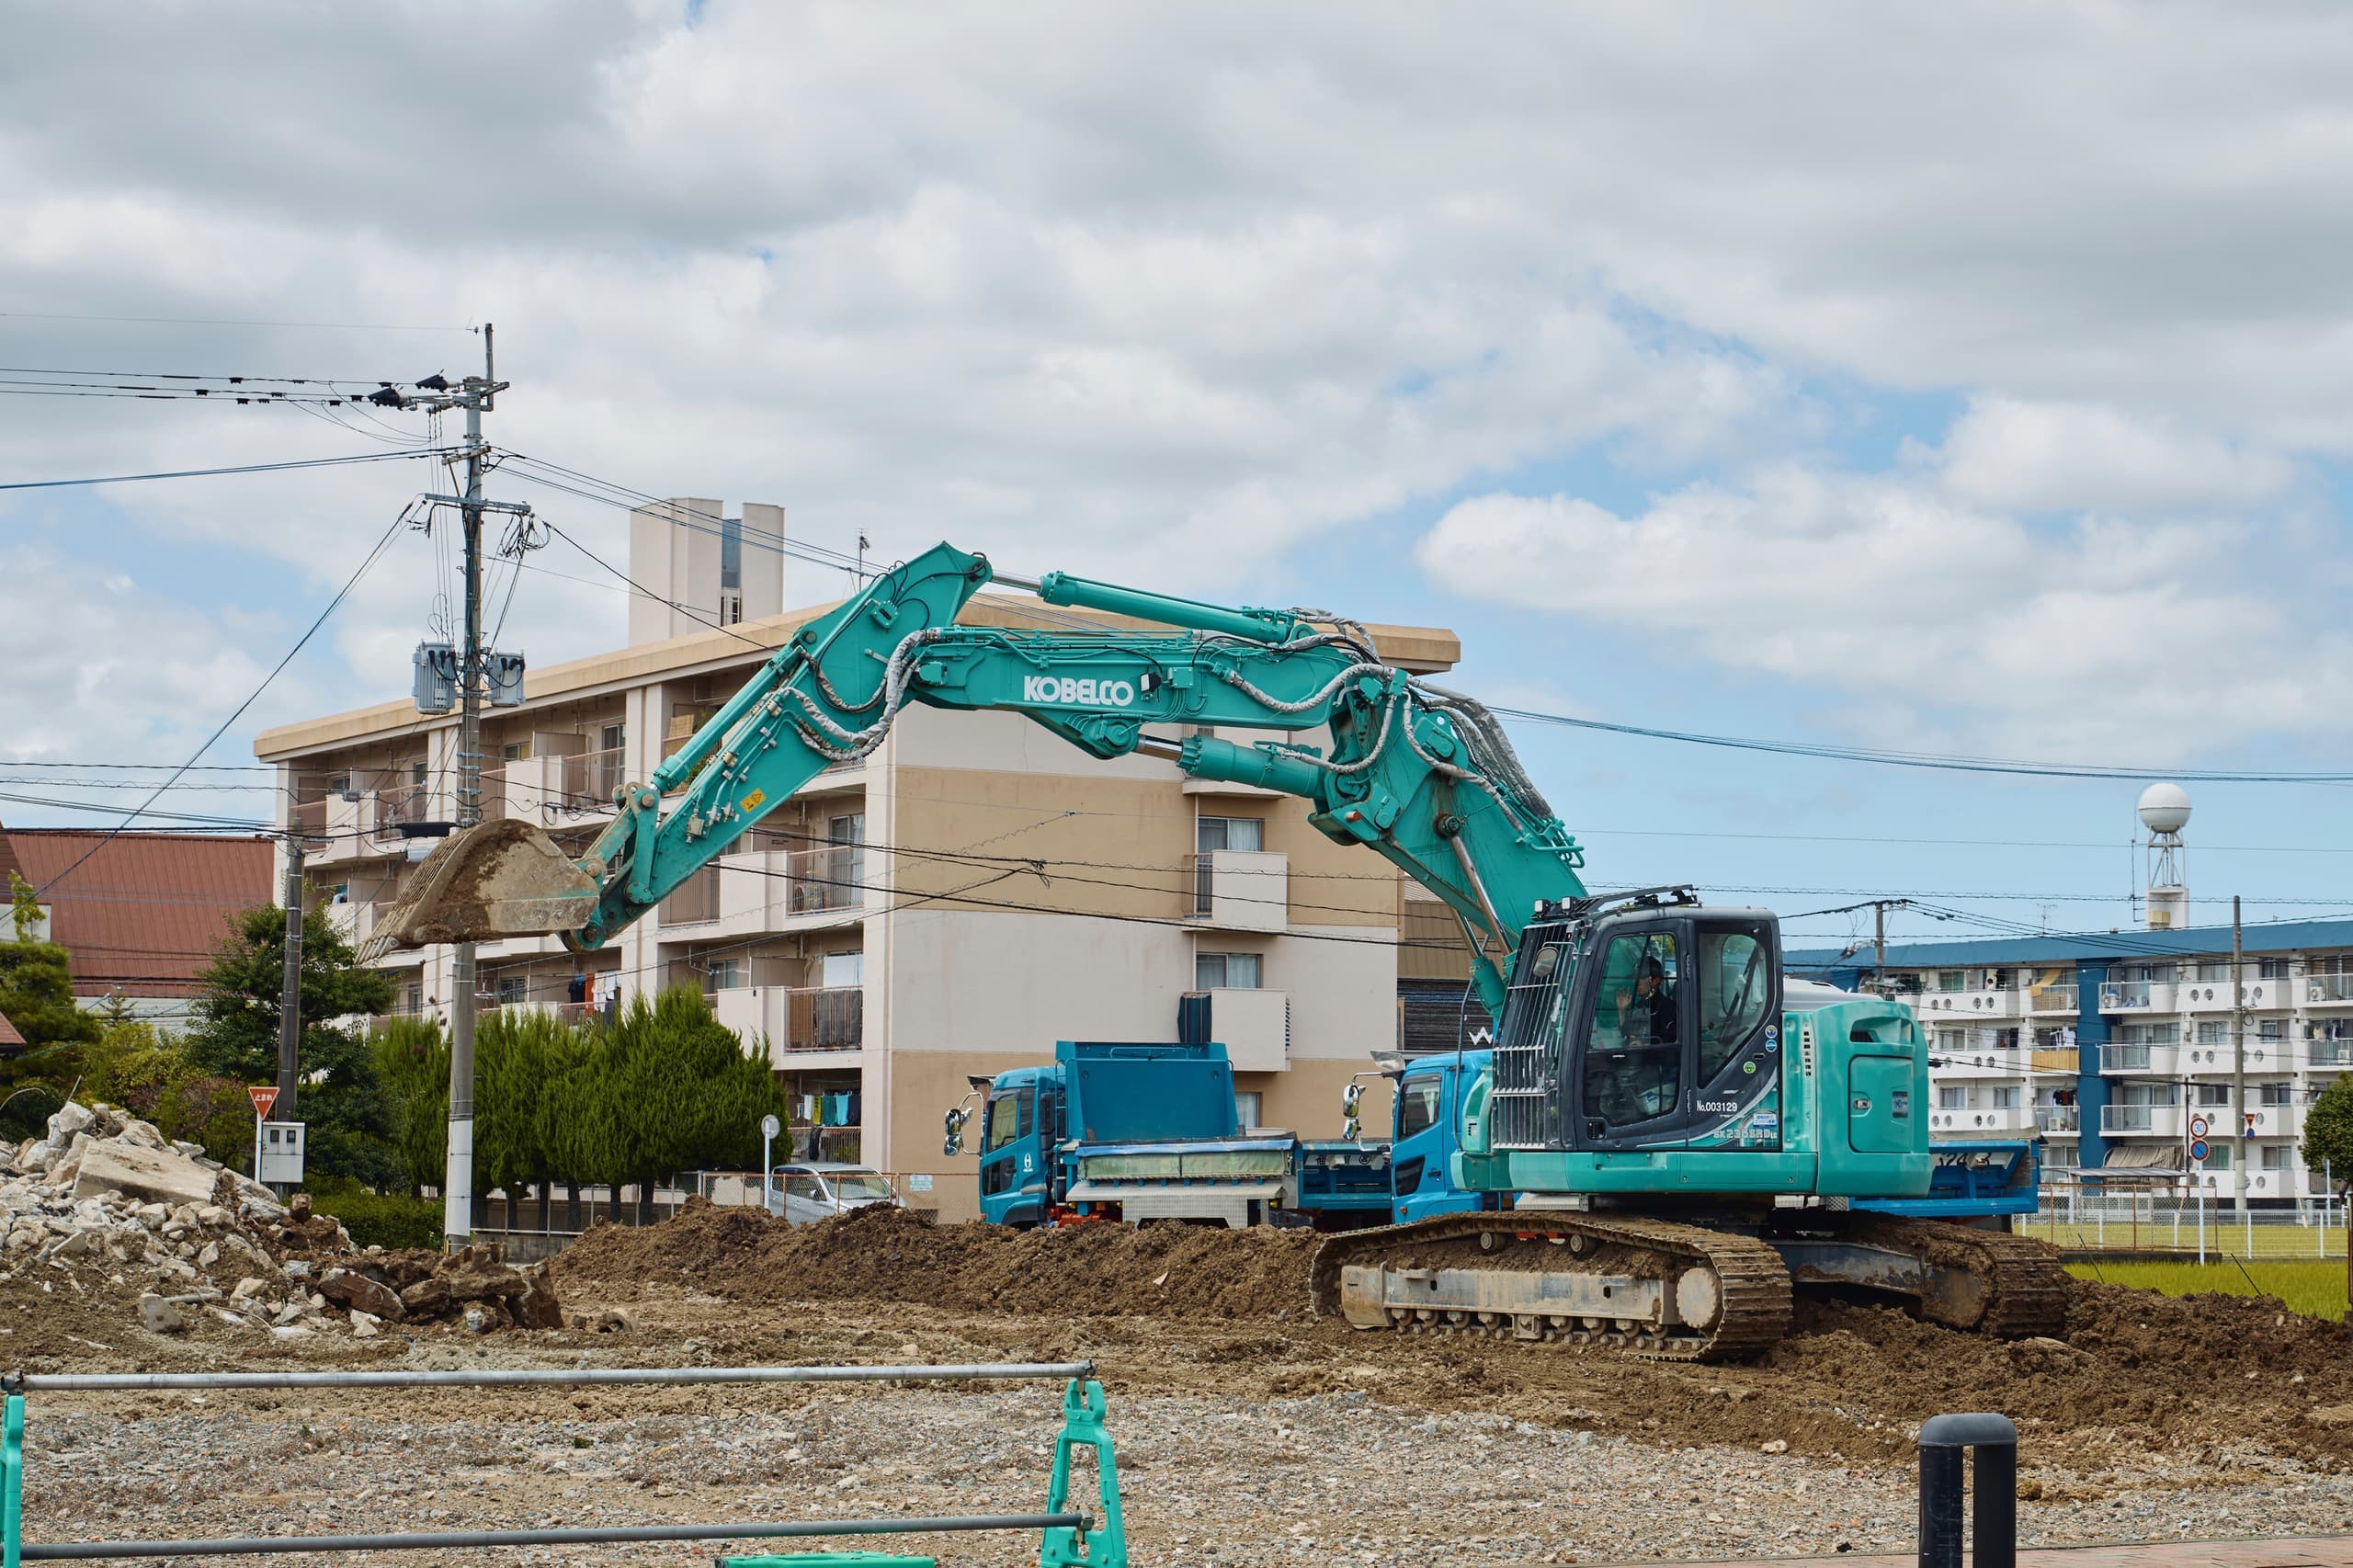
[[4, 1, 2350, 948]]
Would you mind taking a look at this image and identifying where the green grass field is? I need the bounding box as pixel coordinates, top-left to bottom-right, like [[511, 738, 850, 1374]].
[[2063, 1257, 2349, 1321]]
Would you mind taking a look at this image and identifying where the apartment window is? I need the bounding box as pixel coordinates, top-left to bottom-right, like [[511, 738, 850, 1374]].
[[1197, 951, 1262, 990], [721, 516, 743, 591], [1936, 971, 1965, 994], [720, 591, 745, 626], [2260, 1082, 2293, 1106], [401, 983, 423, 1016], [2195, 960, 2230, 983], [1936, 1028, 1964, 1051], [502, 742, 527, 761], [1937, 1085, 1966, 1110], [2197, 1021, 2226, 1046], [822, 950, 863, 990], [1989, 1028, 2021, 1050], [600, 722, 626, 753], [2119, 1022, 2178, 1046], [2119, 1082, 2179, 1106], [829, 812, 865, 845], [411, 761, 427, 787], [494, 975, 528, 1006], [2195, 1083, 2230, 1108], [2261, 958, 2288, 981], [1197, 815, 1264, 853], [2204, 1143, 2233, 1170], [708, 958, 745, 990], [330, 881, 350, 906], [2259, 1020, 2286, 1043], [2261, 1144, 2294, 1172], [1233, 1090, 1263, 1131], [1990, 1085, 2019, 1109]]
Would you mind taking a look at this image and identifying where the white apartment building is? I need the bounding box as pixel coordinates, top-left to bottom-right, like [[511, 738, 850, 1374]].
[[1790, 924, 2353, 1207], [255, 502, 1460, 1220]]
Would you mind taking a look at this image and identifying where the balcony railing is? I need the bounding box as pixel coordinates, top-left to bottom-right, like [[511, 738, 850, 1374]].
[[712, 984, 864, 1053], [787, 845, 864, 914], [290, 799, 330, 844], [2104, 1043, 2152, 1072], [2036, 1106, 2080, 1133], [559, 746, 626, 812], [2100, 979, 2152, 1010], [2028, 985, 2079, 1014], [659, 864, 721, 926], [369, 784, 433, 841], [2311, 1038, 2353, 1067], [2305, 973, 2353, 1005]]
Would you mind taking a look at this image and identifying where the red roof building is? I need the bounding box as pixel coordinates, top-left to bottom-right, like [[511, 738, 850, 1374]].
[[0, 1010, 22, 1050], [2, 827, 275, 1007]]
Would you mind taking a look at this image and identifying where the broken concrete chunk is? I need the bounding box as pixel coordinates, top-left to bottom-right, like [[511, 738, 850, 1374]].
[[349, 1310, 381, 1338], [72, 1142, 219, 1210], [230, 1276, 271, 1304], [45, 1102, 94, 1147], [138, 1293, 188, 1334], [319, 1267, 405, 1321], [119, 1119, 167, 1151]]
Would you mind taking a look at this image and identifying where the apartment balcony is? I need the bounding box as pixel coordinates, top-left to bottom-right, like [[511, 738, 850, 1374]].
[[712, 985, 864, 1062], [2310, 1037, 2353, 1068], [2302, 973, 2353, 1008], [1188, 986, 1290, 1072], [1929, 1050, 2029, 1079], [2097, 979, 2176, 1013], [2100, 1103, 2185, 1138], [489, 749, 628, 824], [2097, 1042, 2184, 1076], [1916, 989, 2021, 1021], [710, 845, 867, 937], [2035, 1106, 2080, 1134], [1927, 1105, 2034, 1136], [1186, 850, 1288, 932], [2026, 984, 2079, 1016]]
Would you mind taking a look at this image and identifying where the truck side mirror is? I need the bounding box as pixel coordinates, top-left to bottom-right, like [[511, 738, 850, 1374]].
[[1343, 1114, 1361, 1142], [1343, 1083, 1362, 1111], [942, 1106, 967, 1156]]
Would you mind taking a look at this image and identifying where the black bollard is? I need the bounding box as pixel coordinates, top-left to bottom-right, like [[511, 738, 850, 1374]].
[[1917, 1412, 2017, 1568]]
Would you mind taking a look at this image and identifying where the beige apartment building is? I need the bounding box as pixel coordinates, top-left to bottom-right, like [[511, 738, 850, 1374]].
[[255, 503, 1461, 1220]]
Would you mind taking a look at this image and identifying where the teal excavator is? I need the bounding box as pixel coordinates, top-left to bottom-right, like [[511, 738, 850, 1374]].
[[366, 542, 2063, 1359]]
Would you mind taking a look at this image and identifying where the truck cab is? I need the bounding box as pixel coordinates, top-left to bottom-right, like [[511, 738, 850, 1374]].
[[973, 1063, 1061, 1227], [1386, 1050, 1495, 1225]]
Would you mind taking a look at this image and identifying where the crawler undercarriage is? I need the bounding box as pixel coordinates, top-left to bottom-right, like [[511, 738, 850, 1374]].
[[1309, 1210, 2067, 1361]]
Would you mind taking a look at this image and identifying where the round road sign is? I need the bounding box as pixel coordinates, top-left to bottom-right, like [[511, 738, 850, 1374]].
[[2188, 1115, 2211, 1139], [2188, 1138, 2211, 1163], [761, 1113, 782, 1141]]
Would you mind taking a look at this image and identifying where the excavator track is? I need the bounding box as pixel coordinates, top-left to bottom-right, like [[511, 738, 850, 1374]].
[[1308, 1211, 1792, 1363], [1824, 1214, 2070, 1339]]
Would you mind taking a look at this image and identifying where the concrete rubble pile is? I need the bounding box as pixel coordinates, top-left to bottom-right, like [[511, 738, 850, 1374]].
[[2, 1099, 562, 1338]]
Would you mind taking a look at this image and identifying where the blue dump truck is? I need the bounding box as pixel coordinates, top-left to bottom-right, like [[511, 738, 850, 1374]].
[[946, 1041, 1393, 1229], [950, 1036, 2041, 1231]]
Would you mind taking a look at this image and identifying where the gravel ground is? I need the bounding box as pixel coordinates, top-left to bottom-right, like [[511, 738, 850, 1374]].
[[23, 1370, 2353, 1566]]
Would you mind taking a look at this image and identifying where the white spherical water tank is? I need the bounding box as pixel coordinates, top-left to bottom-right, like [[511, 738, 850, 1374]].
[[2136, 781, 2192, 836]]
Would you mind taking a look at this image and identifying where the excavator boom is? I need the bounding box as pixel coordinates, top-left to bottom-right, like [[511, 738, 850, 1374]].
[[362, 541, 1586, 994]]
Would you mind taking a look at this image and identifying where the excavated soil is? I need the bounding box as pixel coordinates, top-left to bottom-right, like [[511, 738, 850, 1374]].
[[555, 1201, 2353, 1469]]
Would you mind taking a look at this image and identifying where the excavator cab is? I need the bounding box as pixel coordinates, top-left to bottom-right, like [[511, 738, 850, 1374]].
[[1487, 892, 1784, 1155]]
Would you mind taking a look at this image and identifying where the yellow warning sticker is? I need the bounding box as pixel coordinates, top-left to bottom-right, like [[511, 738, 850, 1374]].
[[741, 789, 767, 812]]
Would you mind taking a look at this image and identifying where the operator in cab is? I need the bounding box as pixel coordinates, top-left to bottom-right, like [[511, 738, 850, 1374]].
[[1614, 956, 1677, 1045]]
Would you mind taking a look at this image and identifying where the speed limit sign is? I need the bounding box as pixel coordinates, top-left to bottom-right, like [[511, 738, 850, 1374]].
[[2189, 1115, 2211, 1139]]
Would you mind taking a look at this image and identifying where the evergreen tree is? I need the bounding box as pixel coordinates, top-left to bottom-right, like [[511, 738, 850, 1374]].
[[371, 1017, 449, 1197], [598, 987, 784, 1221], [185, 903, 398, 1187], [0, 936, 101, 1139]]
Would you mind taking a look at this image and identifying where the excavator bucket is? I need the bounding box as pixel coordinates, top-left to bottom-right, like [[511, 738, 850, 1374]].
[[355, 818, 601, 962]]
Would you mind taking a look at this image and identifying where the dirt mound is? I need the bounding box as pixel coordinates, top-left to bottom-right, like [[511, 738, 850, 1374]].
[[558, 1201, 1317, 1319]]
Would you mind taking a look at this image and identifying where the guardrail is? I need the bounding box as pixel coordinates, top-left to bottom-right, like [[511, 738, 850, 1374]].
[[1, 1360, 1126, 1567]]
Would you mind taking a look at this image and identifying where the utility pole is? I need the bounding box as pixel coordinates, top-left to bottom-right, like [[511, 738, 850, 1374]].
[[1875, 900, 1888, 994], [442, 324, 505, 1250], [2233, 893, 2247, 1215], [276, 836, 305, 1119]]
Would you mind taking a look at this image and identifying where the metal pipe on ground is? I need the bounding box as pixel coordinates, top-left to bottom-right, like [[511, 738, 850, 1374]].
[[20, 1514, 1091, 1561], [9, 1361, 1093, 1393]]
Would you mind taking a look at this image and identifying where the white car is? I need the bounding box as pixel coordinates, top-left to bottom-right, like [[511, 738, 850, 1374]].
[[770, 1162, 904, 1225]]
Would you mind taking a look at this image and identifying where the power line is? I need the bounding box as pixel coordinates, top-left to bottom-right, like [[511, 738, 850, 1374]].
[[0, 448, 455, 493], [29, 506, 411, 898], [1490, 706, 2353, 785], [0, 311, 473, 333]]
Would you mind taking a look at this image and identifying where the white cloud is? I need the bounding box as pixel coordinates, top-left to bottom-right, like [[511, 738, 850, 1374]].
[[1416, 468, 2353, 759], [1934, 398, 2297, 515]]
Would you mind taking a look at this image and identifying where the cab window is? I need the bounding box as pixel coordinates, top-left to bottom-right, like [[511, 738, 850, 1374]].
[[983, 1088, 1030, 1153], [1397, 1079, 1442, 1140], [1698, 927, 1771, 1082], [1583, 931, 1680, 1131]]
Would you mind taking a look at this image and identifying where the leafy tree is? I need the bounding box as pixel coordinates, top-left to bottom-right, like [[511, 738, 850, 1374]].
[[371, 1017, 449, 1197], [8, 871, 41, 941], [78, 1020, 253, 1164], [2304, 1073, 2353, 1191], [185, 903, 398, 1187]]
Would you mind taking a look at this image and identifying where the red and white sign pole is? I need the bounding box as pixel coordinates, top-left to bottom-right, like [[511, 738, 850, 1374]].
[[247, 1085, 279, 1182]]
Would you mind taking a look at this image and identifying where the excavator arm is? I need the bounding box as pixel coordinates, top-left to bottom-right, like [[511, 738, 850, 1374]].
[[363, 541, 1586, 1010]]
